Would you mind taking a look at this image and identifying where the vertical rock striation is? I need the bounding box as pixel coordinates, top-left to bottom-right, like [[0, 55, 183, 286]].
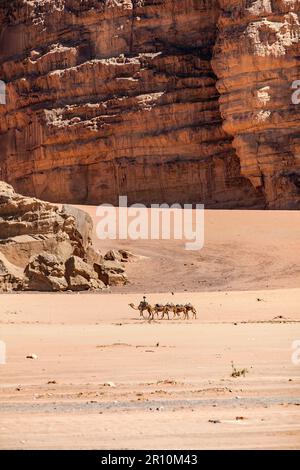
[[213, 0, 300, 208], [0, 1, 299, 208]]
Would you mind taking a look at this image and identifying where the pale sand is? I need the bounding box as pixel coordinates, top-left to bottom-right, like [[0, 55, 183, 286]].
[[0, 209, 300, 449], [83, 207, 300, 293]]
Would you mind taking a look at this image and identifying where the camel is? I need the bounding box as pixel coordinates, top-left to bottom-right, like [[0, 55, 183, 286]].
[[129, 301, 197, 320], [163, 303, 186, 319], [165, 303, 196, 320], [155, 303, 170, 320], [129, 302, 155, 320], [184, 303, 197, 320], [174, 304, 188, 319], [165, 303, 180, 319]]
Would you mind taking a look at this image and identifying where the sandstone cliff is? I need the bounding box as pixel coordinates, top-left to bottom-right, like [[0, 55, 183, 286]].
[[213, 0, 300, 209], [0, 1, 299, 208]]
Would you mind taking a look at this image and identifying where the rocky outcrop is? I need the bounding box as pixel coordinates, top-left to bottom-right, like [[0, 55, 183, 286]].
[[212, 0, 300, 209], [0, 0, 264, 209], [25, 252, 69, 291], [0, 180, 91, 267], [65, 255, 106, 291], [0, 181, 128, 291]]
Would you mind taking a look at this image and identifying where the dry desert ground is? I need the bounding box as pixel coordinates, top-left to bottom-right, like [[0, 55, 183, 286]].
[[0, 209, 300, 449]]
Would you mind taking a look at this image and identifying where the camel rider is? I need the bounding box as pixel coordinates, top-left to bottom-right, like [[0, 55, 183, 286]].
[[139, 296, 148, 310]]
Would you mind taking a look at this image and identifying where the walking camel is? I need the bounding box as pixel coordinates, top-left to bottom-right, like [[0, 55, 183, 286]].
[[129, 300, 197, 320], [128, 302, 156, 320]]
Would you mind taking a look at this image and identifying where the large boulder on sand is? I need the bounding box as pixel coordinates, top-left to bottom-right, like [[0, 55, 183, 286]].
[[24, 252, 68, 292], [94, 260, 128, 287], [65, 255, 105, 291], [104, 249, 134, 263]]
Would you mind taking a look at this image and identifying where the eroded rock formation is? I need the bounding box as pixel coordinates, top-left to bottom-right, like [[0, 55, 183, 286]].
[[0, 181, 128, 291], [0, 1, 299, 208], [213, 0, 300, 209]]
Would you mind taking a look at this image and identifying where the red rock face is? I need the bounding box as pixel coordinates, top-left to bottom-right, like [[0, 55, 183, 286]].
[[212, 0, 300, 209], [0, 1, 299, 208]]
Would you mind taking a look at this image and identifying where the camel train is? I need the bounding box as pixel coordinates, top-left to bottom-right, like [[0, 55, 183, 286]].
[[129, 297, 197, 320]]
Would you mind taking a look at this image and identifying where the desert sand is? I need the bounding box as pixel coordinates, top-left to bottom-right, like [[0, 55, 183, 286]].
[[0, 209, 300, 449]]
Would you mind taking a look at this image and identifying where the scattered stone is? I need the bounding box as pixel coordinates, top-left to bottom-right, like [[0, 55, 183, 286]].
[[208, 419, 221, 424], [47, 380, 57, 384], [26, 354, 38, 359], [157, 379, 177, 385], [103, 381, 116, 388], [95, 260, 127, 286], [104, 249, 134, 263]]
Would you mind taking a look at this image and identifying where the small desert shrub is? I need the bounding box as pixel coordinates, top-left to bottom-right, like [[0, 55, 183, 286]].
[[231, 361, 249, 378]]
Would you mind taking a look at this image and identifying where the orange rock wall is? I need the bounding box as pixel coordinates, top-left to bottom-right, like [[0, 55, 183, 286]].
[[213, 0, 300, 209], [0, 1, 299, 208]]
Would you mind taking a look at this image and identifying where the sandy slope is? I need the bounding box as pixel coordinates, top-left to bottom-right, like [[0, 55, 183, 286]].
[[0, 209, 300, 449], [82, 207, 300, 293]]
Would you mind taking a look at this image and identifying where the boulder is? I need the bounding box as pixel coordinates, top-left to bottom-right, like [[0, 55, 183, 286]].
[[85, 245, 103, 265], [104, 249, 134, 263], [62, 204, 93, 254], [94, 260, 127, 287], [65, 255, 105, 291], [25, 252, 68, 292]]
